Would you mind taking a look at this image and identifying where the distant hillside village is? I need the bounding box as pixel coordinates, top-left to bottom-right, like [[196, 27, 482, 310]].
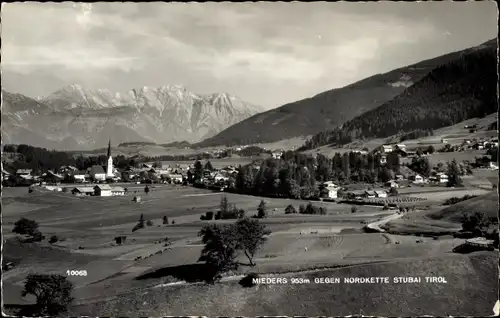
[[2, 134, 497, 202]]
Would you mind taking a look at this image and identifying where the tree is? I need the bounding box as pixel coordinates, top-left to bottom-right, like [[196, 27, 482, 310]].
[[235, 218, 271, 266], [144, 185, 150, 194], [220, 196, 229, 214], [461, 211, 489, 234], [163, 215, 169, 225], [285, 204, 296, 214], [447, 160, 463, 187], [194, 160, 204, 182], [198, 224, 240, 281], [13, 218, 39, 236], [257, 200, 267, 218], [22, 274, 74, 316], [426, 145, 435, 154], [299, 204, 306, 214], [204, 160, 214, 171]]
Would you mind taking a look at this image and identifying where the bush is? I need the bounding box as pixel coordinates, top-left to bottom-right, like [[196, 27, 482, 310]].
[[443, 195, 477, 206], [285, 204, 297, 214], [49, 235, 59, 244], [298, 204, 306, 214], [351, 206, 358, 213], [215, 211, 222, 220], [13, 218, 39, 236], [146, 220, 154, 227], [31, 230, 44, 242], [461, 211, 489, 233], [171, 220, 176, 225], [206, 211, 214, 220]]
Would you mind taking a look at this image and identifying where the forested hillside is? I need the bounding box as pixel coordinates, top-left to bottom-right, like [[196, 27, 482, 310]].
[[300, 40, 497, 150]]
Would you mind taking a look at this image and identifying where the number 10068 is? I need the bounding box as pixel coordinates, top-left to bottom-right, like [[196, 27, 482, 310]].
[[66, 270, 87, 276]]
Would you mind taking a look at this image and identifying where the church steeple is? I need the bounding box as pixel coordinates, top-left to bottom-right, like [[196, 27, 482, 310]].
[[107, 139, 112, 158]]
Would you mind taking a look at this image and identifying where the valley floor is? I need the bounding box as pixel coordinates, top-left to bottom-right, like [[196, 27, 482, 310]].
[[2, 180, 498, 316]]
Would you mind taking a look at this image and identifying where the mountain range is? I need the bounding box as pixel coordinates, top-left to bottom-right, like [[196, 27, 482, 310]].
[[2, 39, 497, 152], [197, 39, 498, 148], [1, 85, 263, 150]]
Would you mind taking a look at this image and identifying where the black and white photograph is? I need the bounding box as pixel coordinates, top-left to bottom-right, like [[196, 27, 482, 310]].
[[1, 1, 499, 316]]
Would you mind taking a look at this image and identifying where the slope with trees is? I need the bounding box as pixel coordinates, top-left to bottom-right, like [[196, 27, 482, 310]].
[[300, 39, 497, 150], [197, 39, 496, 147]]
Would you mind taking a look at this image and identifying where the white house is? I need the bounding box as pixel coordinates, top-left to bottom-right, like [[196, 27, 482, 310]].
[[89, 166, 106, 181], [16, 169, 32, 176], [169, 174, 183, 184], [72, 171, 88, 183], [375, 190, 388, 198], [380, 155, 387, 164], [94, 184, 112, 197], [214, 173, 229, 183], [489, 162, 499, 170], [411, 174, 424, 183], [382, 145, 393, 153], [110, 186, 126, 196], [436, 172, 449, 184], [364, 190, 376, 198], [322, 181, 339, 199]]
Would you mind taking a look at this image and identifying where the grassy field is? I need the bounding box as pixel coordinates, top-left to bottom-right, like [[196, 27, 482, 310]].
[[70, 253, 497, 317], [383, 191, 498, 235], [3, 181, 498, 316], [159, 157, 255, 168]]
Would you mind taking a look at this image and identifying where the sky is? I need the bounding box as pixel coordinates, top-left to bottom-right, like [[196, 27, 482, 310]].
[[1, 2, 498, 109]]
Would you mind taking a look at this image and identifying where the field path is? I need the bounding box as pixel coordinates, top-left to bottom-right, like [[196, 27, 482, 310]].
[[365, 212, 403, 232]]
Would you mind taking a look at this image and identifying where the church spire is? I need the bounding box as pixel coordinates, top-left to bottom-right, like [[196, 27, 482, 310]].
[[107, 139, 112, 158]]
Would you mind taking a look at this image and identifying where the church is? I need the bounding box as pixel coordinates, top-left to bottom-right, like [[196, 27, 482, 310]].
[[106, 140, 114, 178]]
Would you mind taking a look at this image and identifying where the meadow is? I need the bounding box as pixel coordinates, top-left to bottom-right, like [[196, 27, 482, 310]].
[[2, 178, 498, 316]]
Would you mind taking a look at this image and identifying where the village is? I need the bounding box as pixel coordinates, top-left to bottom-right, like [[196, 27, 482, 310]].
[[2, 134, 498, 204]]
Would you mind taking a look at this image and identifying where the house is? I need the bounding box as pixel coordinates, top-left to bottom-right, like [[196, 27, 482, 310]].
[[472, 143, 484, 150], [380, 155, 387, 164], [382, 145, 393, 153], [321, 181, 339, 199], [489, 162, 499, 170], [396, 144, 407, 152], [347, 190, 366, 200], [272, 151, 283, 159], [364, 190, 376, 198], [89, 165, 106, 181], [436, 172, 448, 184], [16, 169, 32, 176], [73, 171, 88, 183], [441, 138, 449, 144], [42, 170, 64, 184], [71, 187, 94, 196], [385, 180, 399, 188], [410, 174, 424, 183], [94, 184, 112, 197], [214, 173, 229, 183], [324, 187, 338, 199], [374, 190, 388, 198], [110, 186, 126, 196], [169, 174, 183, 184], [395, 174, 405, 181]]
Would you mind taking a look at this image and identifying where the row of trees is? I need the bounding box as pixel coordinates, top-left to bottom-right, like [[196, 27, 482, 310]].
[[227, 151, 402, 200]]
